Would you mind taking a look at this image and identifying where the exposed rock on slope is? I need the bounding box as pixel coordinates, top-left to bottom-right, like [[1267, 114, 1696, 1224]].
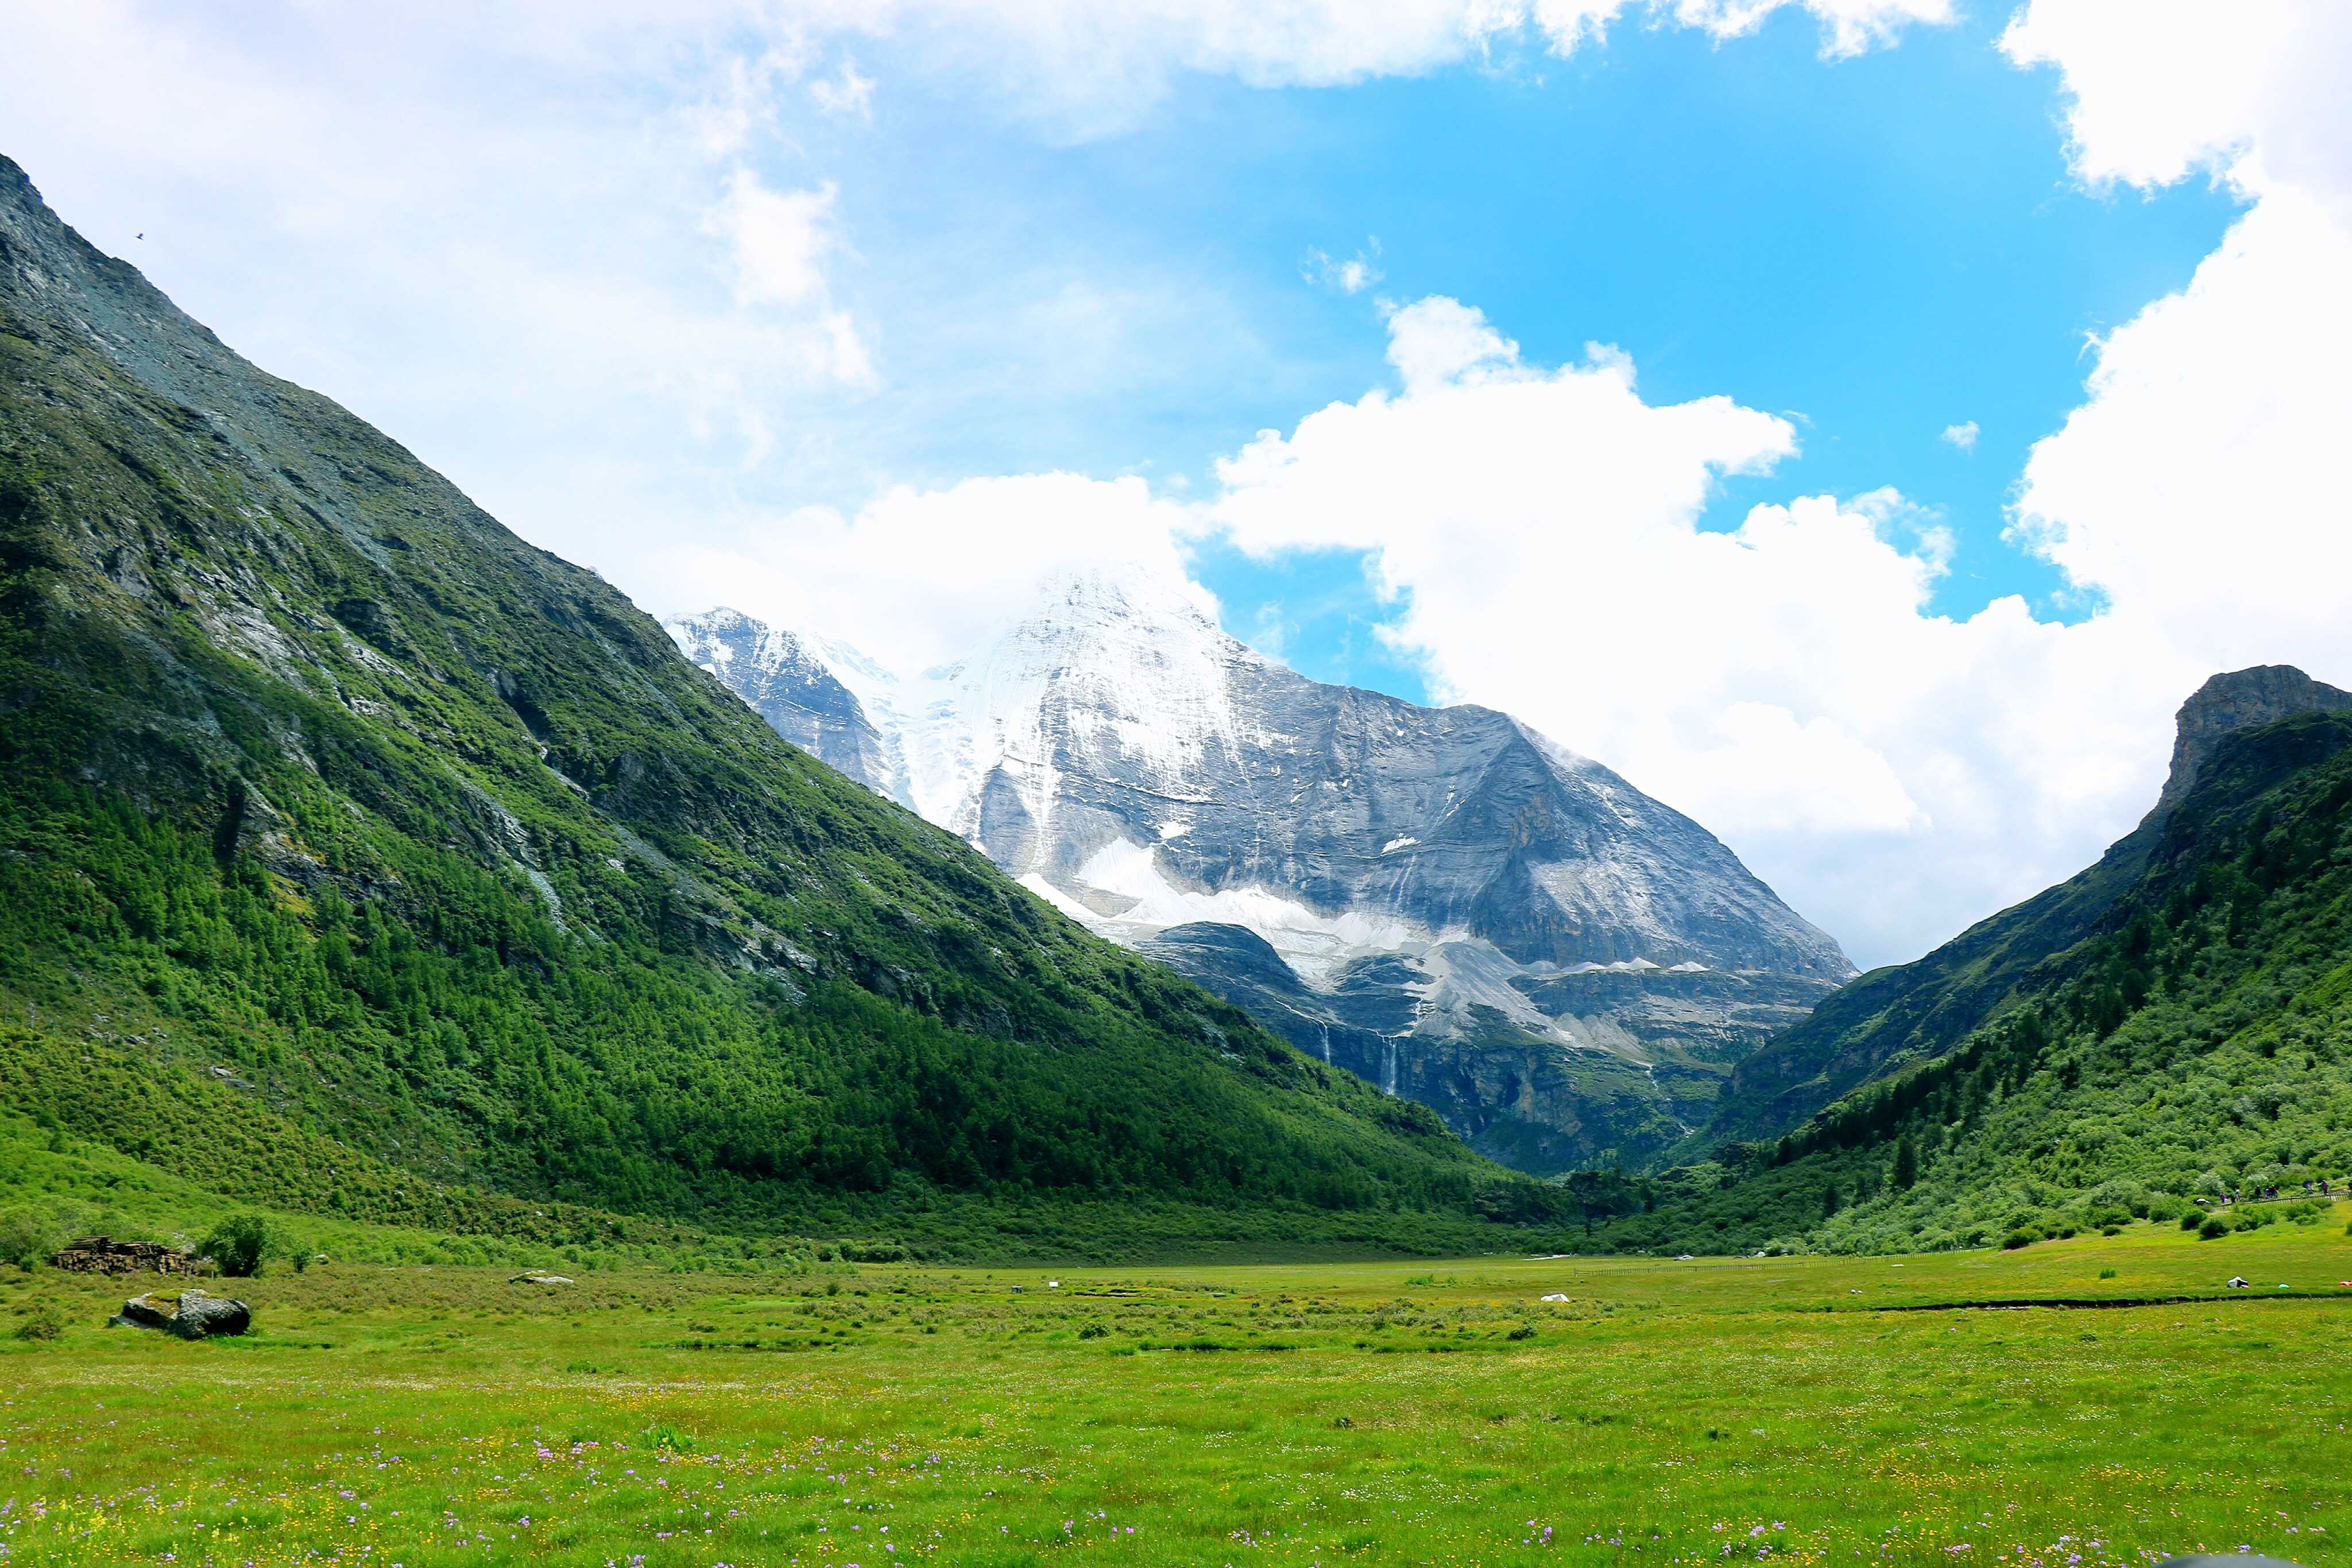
[[667, 610, 899, 796], [674, 576, 1852, 1172], [2154, 665, 2352, 816]]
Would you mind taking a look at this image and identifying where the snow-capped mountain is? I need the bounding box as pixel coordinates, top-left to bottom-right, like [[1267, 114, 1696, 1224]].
[[664, 609, 899, 796], [668, 569, 1854, 1172]]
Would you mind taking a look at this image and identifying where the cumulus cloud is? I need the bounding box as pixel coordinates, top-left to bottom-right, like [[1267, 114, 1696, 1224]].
[[684, 296, 2174, 965], [1999, 2, 2352, 213], [1939, 419, 1978, 451], [1199, 300, 2194, 963], [1998, 4, 2352, 760]]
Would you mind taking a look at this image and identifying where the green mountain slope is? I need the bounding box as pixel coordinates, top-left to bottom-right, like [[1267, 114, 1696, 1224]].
[[1695, 665, 2352, 1152], [0, 155, 1559, 1257], [1690, 820, 2156, 1152], [1603, 695, 2352, 1255]]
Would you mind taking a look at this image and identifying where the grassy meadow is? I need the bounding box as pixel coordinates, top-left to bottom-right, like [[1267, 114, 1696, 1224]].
[[4, 1220, 2351, 1566]]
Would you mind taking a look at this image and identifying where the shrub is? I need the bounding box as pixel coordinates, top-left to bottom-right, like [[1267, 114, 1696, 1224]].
[[2181, 1213, 2206, 1231], [200, 1214, 272, 1278], [2002, 1229, 2036, 1250], [2198, 1215, 2230, 1240], [2086, 1179, 2149, 1218], [0, 1210, 56, 1271], [12, 1302, 65, 1341]]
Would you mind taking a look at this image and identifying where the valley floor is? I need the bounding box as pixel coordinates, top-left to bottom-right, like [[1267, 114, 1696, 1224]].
[[3, 1224, 2349, 1566]]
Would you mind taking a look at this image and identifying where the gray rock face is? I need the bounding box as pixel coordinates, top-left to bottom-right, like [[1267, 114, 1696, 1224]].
[[667, 610, 899, 795], [676, 570, 1854, 1172], [110, 1289, 252, 1338], [2155, 665, 2352, 814]]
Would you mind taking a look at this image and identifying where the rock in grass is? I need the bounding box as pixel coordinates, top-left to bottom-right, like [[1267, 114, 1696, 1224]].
[[508, 1272, 575, 1286], [109, 1290, 252, 1339]]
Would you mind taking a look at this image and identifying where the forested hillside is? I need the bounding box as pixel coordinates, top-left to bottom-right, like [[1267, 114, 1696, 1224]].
[[0, 155, 1561, 1259], [1699, 666, 2352, 1151], [1600, 704, 2352, 1255]]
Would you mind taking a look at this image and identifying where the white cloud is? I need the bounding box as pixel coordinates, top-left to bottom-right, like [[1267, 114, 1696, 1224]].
[[1168, 0, 2352, 965], [1939, 419, 1978, 451], [677, 299, 2171, 966], [1999, 2, 2351, 214], [1997, 5, 2352, 762], [701, 171, 873, 384], [769, 0, 1954, 137], [1537, 0, 1953, 61], [17, 0, 2341, 974], [649, 473, 1205, 678], [0, 0, 882, 545], [1197, 302, 2195, 963], [1303, 237, 1383, 295], [810, 57, 876, 119], [1379, 295, 1527, 390], [709, 172, 841, 309]]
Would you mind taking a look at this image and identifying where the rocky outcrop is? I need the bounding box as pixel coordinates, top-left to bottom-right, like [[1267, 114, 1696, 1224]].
[[666, 611, 899, 794], [49, 1236, 204, 1276], [2153, 665, 2352, 816], [680, 574, 1854, 1172], [110, 1289, 252, 1338]]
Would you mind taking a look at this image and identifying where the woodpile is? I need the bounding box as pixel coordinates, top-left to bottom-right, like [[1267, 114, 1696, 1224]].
[[48, 1237, 206, 1276]]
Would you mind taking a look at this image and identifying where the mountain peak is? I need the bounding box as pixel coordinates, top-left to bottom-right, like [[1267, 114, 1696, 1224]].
[[2157, 664, 2352, 812], [1016, 562, 1229, 646]]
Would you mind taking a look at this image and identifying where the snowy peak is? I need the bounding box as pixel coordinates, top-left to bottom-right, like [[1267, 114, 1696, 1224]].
[[676, 567, 1855, 1174], [675, 574, 1848, 982], [667, 609, 903, 800]]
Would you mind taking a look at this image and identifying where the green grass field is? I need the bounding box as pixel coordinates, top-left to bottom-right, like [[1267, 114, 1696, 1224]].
[[5, 1219, 2350, 1567]]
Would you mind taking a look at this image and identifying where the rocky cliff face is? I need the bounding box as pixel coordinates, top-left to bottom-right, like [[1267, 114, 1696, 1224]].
[[2154, 665, 2352, 815], [666, 610, 900, 798], [673, 572, 1852, 1172]]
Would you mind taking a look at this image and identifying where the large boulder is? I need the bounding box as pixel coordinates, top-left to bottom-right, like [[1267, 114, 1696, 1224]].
[[109, 1289, 252, 1339]]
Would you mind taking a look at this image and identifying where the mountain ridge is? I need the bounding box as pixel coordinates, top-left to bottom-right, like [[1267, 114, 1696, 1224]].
[[672, 583, 1852, 1172], [0, 150, 1556, 1259], [1603, 668, 2352, 1255], [1694, 663, 2352, 1154]]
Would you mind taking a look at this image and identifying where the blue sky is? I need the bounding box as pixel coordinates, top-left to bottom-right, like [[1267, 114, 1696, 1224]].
[[6, 1, 2343, 965]]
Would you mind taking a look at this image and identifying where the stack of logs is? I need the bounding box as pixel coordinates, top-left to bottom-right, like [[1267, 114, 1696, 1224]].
[[47, 1237, 208, 1276]]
